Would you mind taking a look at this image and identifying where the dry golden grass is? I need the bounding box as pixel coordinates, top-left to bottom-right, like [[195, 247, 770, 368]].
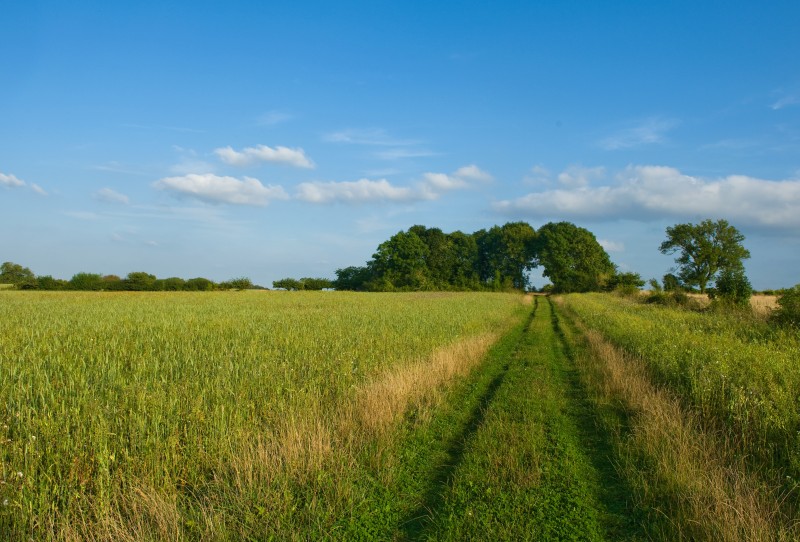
[[354, 333, 497, 438], [751, 294, 779, 314], [557, 297, 799, 540]]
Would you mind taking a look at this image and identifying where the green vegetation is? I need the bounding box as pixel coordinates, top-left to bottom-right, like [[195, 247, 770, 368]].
[[0, 291, 525, 540], [560, 293, 800, 491], [334, 221, 621, 293], [659, 218, 750, 293]]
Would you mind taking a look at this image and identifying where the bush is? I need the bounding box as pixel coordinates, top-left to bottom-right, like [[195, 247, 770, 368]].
[[712, 268, 753, 308], [771, 284, 800, 327]]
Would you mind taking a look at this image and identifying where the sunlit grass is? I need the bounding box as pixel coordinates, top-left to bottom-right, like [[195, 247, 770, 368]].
[[0, 290, 525, 539], [560, 293, 800, 483]]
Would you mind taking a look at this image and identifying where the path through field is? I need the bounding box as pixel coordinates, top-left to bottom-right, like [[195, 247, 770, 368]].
[[397, 297, 644, 541]]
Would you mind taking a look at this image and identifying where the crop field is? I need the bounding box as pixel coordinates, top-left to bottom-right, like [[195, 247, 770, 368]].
[[3, 289, 799, 540], [1, 291, 530, 540]]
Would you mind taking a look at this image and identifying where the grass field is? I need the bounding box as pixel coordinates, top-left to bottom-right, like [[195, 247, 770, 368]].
[[2, 289, 798, 540]]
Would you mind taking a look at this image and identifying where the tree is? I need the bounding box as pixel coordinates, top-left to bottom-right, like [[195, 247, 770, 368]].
[[475, 222, 537, 290], [273, 278, 302, 291], [713, 267, 753, 307], [333, 266, 374, 291], [532, 222, 615, 293], [219, 277, 254, 290], [370, 230, 431, 290], [123, 272, 157, 291], [659, 219, 750, 294], [69, 272, 103, 291], [772, 284, 800, 327], [184, 277, 215, 291], [0, 261, 35, 286]]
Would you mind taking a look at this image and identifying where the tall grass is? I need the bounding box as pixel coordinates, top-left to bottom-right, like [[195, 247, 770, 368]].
[[0, 291, 525, 539], [560, 293, 800, 490]]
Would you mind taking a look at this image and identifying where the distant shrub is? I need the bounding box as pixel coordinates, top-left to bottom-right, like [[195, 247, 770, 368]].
[[771, 284, 800, 327], [712, 268, 753, 308]]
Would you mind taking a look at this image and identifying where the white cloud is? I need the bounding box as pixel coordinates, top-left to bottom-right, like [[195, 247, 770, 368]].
[[154, 173, 289, 206], [1, 172, 47, 195], [494, 165, 800, 230], [214, 145, 314, 169], [599, 117, 680, 150], [296, 178, 417, 204], [295, 165, 492, 205], [419, 165, 493, 198], [94, 188, 130, 205], [599, 239, 624, 252], [29, 183, 48, 196], [0, 172, 26, 188], [454, 164, 493, 182], [557, 165, 605, 188]]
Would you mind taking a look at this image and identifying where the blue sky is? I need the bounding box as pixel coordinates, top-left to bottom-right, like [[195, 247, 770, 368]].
[[2, 1, 799, 289]]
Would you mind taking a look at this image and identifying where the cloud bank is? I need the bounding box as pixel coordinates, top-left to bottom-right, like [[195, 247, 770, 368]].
[[495, 165, 800, 229], [155, 174, 289, 206], [296, 165, 492, 204], [214, 145, 314, 168]]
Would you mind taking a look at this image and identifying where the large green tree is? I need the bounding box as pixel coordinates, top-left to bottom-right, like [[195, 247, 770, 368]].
[[659, 219, 750, 293], [475, 222, 537, 290], [370, 230, 431, 290], [532, 222, 615, 293], [0, 261, 35, 286]]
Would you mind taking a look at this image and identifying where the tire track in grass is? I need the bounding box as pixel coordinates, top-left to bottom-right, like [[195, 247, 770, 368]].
[[397, 301, 538, 540], [406, 296, 644, 541]]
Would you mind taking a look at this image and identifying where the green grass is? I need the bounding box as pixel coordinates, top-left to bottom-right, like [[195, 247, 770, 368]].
[[410, 297, 643, 541], [560, 293, 800, 480], [0, 290, 526, 540]]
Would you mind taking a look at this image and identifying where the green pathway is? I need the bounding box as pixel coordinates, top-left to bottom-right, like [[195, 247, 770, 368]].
[[401, 297, 643, 541]]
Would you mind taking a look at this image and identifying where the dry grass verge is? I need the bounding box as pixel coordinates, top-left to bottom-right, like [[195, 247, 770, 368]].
[[556, 298, 799, 540]]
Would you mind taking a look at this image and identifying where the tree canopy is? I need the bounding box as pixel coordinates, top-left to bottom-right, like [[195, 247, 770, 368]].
[[334, 221, 620, 293], [533, 222, 615, 293], [659, 219, 750, 293]]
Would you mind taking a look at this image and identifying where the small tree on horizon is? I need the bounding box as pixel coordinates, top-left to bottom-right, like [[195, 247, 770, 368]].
[[659, 219, 750, 294]]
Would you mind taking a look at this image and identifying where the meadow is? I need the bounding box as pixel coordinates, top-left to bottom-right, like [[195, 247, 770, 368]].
[[4, 289, 799, 540], [0, 291, 526, 540]]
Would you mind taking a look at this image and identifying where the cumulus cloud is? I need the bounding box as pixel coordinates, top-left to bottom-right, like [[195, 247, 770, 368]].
[[1, 171, 47, 195], [454, 164, 493, 182], [296, 178, 417, 204], [599, 239, 624, 252], [295, 165, 492, 205], [599, 117, 680, 150], [154, 173, 289, 206], [1, 172, 25, 187], [214, 145, 314, 169], [94, 188, 130, 205], [494, 165, 800, 230], [557, 165, 605, 188], [420, 165, 492, 197]]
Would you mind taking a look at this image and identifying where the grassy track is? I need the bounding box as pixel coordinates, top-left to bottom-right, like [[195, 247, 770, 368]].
[[401, 296, 643, 541]]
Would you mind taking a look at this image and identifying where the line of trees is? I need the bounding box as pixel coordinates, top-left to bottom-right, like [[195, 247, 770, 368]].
[[333, 221, 632, 293], [0, 262, 258, 291]]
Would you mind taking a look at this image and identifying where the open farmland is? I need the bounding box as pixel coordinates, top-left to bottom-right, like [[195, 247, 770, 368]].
[[3, 290, 799, 540], [0, 291, 527, 540]]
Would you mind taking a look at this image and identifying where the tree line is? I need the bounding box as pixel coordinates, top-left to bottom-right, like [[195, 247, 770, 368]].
[[331, 221, 632, 293], [0, 263, 258, 291], [3, 218, 766, 298]]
